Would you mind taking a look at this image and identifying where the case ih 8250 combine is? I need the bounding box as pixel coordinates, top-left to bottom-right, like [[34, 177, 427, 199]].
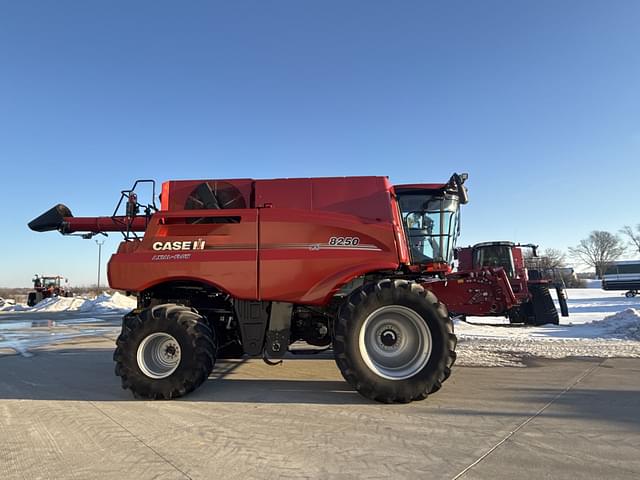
[[29, 173, 536, 403]]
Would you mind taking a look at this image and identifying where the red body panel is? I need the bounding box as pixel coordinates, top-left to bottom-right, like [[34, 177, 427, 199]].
[[255, 177, 396, 219], [258, 208, 399, 303], [104, 177, 405, 305], [108, 209, 259, 299], [424, 268, 518, 316]]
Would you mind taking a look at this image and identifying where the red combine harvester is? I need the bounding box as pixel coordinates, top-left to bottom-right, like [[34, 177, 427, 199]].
[[30, 175, 478, 403], [447, 242, 569, 325], [27, 274, 69, 307]]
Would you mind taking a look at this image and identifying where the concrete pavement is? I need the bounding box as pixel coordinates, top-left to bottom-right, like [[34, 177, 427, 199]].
[[1, 341, 639, 479]]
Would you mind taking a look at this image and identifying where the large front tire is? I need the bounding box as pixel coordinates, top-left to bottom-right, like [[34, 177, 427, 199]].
[[114, 304, 216, 399], [334, 279, 456, 403]]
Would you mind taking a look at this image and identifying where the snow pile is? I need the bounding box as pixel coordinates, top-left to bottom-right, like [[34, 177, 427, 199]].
[[586, 308, 640, 340], [78, 292, 137, 313], [456, 289, 640, 367], [0, 293, 135, 314], [30, 297, 87, 312], [0, 303, 30, 312], [456, 308, 640, 342]]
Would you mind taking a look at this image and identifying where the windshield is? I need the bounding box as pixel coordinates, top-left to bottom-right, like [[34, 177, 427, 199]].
[[42, 277, 60, 288], [397, 192, 460, 265], [473, 246, 515, 277]]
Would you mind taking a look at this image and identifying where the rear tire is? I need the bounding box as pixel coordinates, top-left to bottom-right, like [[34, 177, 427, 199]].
[[114, 304, 216, 399], [525, 284, 559, 326], [625, 290, 637, 298], [334, 279, 456, 403]]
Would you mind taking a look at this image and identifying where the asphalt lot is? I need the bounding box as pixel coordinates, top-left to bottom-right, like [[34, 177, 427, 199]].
[[1, 323, 639, 479]]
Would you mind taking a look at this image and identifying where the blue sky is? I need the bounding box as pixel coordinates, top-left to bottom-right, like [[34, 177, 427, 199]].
[[1, 1, 639, 287]]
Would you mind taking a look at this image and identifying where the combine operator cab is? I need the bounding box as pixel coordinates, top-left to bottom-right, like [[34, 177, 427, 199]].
[[396, 173, 467, 272], [29, 173, 470, 404]]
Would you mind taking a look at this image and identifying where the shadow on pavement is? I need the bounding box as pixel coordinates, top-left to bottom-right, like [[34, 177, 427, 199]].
[[190, 378, 368, 404], [427, 386, 640, 430], [0, 347, 374, 405], [513, 386, 640, 429]]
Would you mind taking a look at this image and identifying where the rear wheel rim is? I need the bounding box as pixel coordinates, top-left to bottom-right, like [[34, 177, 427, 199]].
[[136, 333, 182, 379], [358, 305, 432, 380]]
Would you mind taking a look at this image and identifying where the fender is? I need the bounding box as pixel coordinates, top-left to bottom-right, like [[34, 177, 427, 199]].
[[297, 262, 400, 305]]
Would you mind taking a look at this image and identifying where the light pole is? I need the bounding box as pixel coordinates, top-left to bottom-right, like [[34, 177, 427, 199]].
[[96, 239, 105, 290]]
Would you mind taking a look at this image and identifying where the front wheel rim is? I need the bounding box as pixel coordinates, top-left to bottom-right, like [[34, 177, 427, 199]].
[[136, 332, 182, 379], [358, 305, 432, 380]]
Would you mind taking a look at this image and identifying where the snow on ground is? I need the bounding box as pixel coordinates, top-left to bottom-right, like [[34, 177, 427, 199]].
[[0, 298, 15, 307], [0, 292, 136, 314], [1, 288, 639, 366], [456, 288, 640, 367], [0, 293, 135, 355]]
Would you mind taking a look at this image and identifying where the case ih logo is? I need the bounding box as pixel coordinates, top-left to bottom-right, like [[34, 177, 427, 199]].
[[152, 240, 206, 251]]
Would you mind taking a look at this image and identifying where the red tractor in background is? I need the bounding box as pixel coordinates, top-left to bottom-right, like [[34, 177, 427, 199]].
[[448, 242, 569, 325], [27, 274, 69, 307]]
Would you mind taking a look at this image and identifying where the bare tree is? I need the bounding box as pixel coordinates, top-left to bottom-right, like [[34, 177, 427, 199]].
[[569, 231, 625, 277], [620, 225, 640, 255], [524, 247, 565, 268], [537, 248, 566, 270]]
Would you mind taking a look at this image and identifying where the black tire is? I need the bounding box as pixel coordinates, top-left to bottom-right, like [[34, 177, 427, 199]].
[[508, 306, 527, 324], [114, 304, 216, 399], [525, 284, 559, 326], [334, 279, 456, 403], [625, 290, 637, 298], [27, 292, 37, 307]]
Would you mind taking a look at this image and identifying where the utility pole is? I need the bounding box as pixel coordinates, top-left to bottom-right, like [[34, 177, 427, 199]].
[[96, 239, 105, 290]]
